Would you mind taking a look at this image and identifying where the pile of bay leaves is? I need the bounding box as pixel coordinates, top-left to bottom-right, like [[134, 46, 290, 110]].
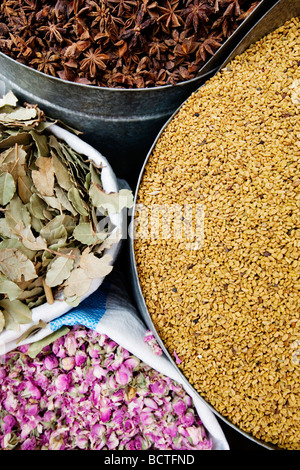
[[0, 91, 132, 335]]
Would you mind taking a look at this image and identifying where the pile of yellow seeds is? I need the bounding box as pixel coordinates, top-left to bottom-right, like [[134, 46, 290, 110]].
[[135, 17, 300, 450]]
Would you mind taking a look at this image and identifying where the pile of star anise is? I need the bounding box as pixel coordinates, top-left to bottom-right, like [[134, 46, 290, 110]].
[[0, 0, 261, 88]]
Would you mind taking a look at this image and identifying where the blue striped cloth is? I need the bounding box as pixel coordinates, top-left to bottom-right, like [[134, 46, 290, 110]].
[[50, 279, 111, 332]]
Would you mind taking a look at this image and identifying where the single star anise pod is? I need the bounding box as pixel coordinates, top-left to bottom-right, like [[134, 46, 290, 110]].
[[0, 0, 18, 18], [158, 1, 183, 32], [222, 0, 242, 17], [30, 50, 62, 76], [183, 0, 214, 32], [121, 4, 155, 50], [196, 33, 222, 61], [80, 47, 110, 77], [173, 37, 199, 64], [38, 21, 65, 44], [148, 37, 168, 61]]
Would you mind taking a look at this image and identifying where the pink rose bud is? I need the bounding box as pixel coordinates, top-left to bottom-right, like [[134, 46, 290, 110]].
[[100, 407, 111, 423], [115, 365, 132, 386], [173, 399, 187, 415], [43, 355, 58, 370], [55, 374, 71, 392], [61, 357, 75, 371]]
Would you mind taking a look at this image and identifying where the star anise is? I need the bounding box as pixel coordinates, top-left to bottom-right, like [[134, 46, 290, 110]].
[[30, 50, 62, 76], [148, 37, 168, 61], [0, 0, 262, 88], [87, 0, 110, 29], [173, 37, 199, 64], [0, 0, 18, 18], [63, 0, 91, 39], [22, 1, 38, 13], [237, 1, 260, 21], [121, 4, 154, 50], [9, 34, 35, 60], [158, 1, 183, 31], [106, 0, 138, 18], [196, 33, 222, 61], [0, 22, 9, 37], [212, 11, 236, 37], [183, 0, 214, 32], [141, 0, 160, 20], [64, 39, 91, 60], [222, 0, 241, 17], [38, 21, 65, 44], [80, 47, 110, 77]]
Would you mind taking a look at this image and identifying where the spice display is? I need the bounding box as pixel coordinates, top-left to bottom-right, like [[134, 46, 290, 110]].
[[0, 91, 132, 335], [135, 17, 300, 450], [0, 0, 261, 88], [0, 325, 212, 450]]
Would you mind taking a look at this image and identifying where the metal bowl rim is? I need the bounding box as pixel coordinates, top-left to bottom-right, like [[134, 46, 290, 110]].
[[0, 0, 266, 94], [128, 0, 290, 450]]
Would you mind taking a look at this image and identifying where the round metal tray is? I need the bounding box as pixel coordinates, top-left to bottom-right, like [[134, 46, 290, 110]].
[[129, 0, 300, 450]]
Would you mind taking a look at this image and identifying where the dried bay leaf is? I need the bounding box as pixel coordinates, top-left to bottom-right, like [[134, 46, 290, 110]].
[[9, 146, 27, 183], [0, 172, 16, 205], [0, 145, 27, 180], [63, 267, 92, 298], [30, 215, 43, 234], [54, 186, 77, 215], [0, 238, 36, 260], [0, 132, 32, 149], [0, 91, 132, 333], [15, 319, 47, 345], [0, 106, 37, 124], [0, 90, 18, 107], [30, 130, 49, 157], [65, 295, 81, 307], [89, 186, 133, 214], [5, 194, 31, 231], [0, 274, 22, 301], [73, 222, 100, 245], [51, 151, 72, 191], [29, 192, 47, 219], [89, 162, 102, 186], [95, 228, 122, 253], [0, 218, 18, 239], [68, 186, 89, 216], [2, 309, 20, 331], [42, 194, 63, 211], [40, 215, 68, 243], [45, 255, 74, 288], [18, 174, 33, 204], [31, 156, 55, 196], [17, 286, 44, 302], [0, 299, 32, 325], [79, 251, 113, 279], [0, 248, 37, 282], [27, 326, 70, 359]]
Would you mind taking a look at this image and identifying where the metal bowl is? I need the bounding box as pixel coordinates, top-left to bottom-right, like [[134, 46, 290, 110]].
[[0, 0, 273, 187], [129, 0, 300, 450]]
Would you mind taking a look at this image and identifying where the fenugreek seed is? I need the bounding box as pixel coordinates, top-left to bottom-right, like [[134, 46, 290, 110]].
[[135, 17, 300, 451]]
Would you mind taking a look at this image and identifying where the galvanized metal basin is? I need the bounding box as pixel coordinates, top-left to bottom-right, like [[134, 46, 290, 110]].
[[129, 0, 300, 450], [0, 0, 273, 187]]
